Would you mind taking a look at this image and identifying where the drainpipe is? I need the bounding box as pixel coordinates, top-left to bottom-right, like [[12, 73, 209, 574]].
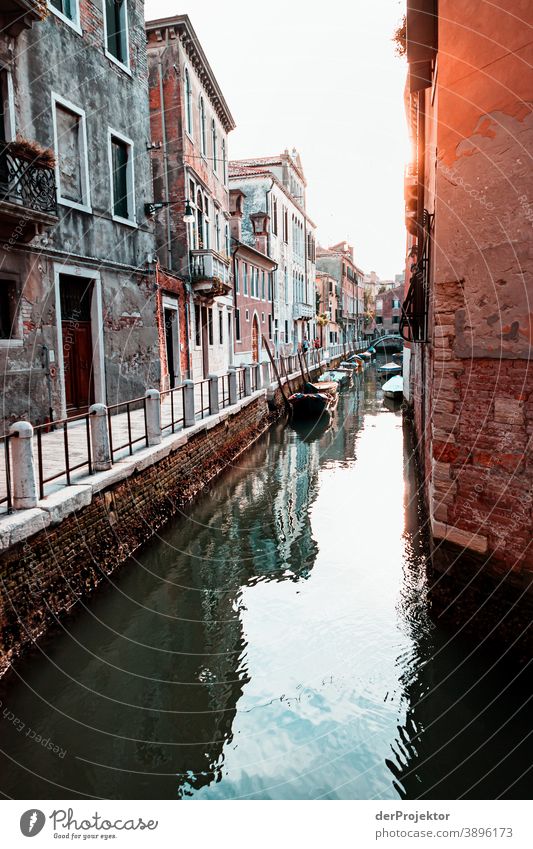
[[158, 36, 172, 269]]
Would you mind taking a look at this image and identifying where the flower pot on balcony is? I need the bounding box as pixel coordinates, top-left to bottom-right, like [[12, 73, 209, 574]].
[[7, 137, 56, 170]]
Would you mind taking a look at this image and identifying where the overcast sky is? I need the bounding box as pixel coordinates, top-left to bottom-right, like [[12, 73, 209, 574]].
[[145, 0, 409, 279]]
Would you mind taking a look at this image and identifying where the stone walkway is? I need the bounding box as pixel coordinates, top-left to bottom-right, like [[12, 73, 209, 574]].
[[0, 381, 225, 510]]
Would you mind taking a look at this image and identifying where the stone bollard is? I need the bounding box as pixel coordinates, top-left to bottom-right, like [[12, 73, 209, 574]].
[[228, 367, 238, 406], [208, 374, 219, 415], [243, 364, 252, 397], [183, 379, 195, 428], [145, 389, 162, 446], [253, 362, 262, 391], [261, 360, 270, 387], [89, 404, 112, 471], [9, 421, 37, 509]]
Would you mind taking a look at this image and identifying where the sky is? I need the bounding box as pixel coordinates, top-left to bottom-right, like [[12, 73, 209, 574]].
[[145, 0, 409, 279]]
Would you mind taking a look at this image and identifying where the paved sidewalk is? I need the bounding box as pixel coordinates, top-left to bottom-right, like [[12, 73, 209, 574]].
[[0, 383, 217, 510]]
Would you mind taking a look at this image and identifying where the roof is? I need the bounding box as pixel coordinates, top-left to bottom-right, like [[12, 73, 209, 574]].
[[145, 15, 236, 132]]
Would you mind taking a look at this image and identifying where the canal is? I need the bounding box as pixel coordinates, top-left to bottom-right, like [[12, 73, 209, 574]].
[[0, 363, 531, 800]]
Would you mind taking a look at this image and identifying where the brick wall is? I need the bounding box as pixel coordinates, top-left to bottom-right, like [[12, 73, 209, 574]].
[[0, 395, 277, 677]]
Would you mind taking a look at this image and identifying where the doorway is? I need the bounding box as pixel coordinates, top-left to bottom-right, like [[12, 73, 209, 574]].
[[59, 274, 94, 413], [252, 314, 260, 362], [163, 305, 180, 389], [201, 305, 209, 377]]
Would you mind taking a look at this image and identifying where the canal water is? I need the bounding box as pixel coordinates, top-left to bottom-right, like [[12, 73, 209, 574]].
[[1, 363, 531, 800]]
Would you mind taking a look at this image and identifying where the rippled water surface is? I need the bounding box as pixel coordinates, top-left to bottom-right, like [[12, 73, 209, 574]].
[[1, 364, 531, 799]]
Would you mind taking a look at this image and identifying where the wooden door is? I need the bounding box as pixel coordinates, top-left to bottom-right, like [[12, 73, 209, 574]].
[[252, 316, 259, 362], [60, 275, 94, 413], [62, 322, 93, 411]]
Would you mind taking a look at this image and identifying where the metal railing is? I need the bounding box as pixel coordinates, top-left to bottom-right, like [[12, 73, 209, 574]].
[[107, 396, 148, 462], [0, 344, 370, 514], [34, 412, 93, 501], [0, 146, 57, 215], [0, 432, 15, 513], [195, 379, 211, 420], [219, 374, 231, 409], [160, 385, 185, 434]]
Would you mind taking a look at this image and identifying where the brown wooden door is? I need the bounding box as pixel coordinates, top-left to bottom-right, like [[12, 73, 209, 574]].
[[60, 275, 94, 413], [252, 316, 259, 362], [62, 322, 93, 412]]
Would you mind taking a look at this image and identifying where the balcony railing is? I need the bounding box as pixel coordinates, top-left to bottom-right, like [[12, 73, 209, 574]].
[[0, 146, 58, 234], [292, 301, 314, 319], [190, 249, 231, 299]]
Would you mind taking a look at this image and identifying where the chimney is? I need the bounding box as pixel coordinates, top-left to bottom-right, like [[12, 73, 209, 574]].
[[229, 189, 245, 242], [250, 211, 270, 255]]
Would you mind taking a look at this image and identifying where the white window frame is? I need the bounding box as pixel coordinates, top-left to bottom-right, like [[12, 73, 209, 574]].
[[52, 92, 91, 213], [0, 274, 23, 348], [0, 66, 15, 141], [47, 0, 82, 35], [108, 127, 136, 227], [184, 67, 193, 139], [199, 95, 207, 157], [102, 0, 131, 75], [211, 118, 217, 174]]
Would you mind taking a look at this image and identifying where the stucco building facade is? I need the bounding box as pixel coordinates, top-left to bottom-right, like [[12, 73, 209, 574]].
[[316, 242, 364, 345], [1, 0, 158, 429], [229, 150, 316, 354], [402, 0, 533, 647], [146, 14, 236, 382]]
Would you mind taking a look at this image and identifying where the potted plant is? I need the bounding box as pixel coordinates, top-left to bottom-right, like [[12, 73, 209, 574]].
[[7, 135, 56, 169]]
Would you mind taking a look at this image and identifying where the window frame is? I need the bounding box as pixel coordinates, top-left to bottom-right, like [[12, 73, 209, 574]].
[[218, 309, 223, 345], [0, 274, 23, 348], [235, 307, 241, 342], [211, 118, 218, 174], [0, 66, 15, 142], [108, 126, 136, 227], [199, 95, 207, 157], [48, 0, 82, 35], [102, 0, 131, 74], [52, 91, 92, 213], [184, 67, 193, 139]]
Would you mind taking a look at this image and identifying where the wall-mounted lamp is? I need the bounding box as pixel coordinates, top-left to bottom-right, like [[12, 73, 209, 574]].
[[144, 200, 196, 222]]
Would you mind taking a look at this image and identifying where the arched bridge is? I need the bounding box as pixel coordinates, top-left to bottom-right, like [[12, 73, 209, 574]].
[[369, 334, 404, 352]]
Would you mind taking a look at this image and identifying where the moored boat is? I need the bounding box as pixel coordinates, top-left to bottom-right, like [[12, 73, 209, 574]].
[[318, 369, 350, 387], [288, 380, 338, 420], [382, 375, 403, 400], [378, 361, 402, 376]]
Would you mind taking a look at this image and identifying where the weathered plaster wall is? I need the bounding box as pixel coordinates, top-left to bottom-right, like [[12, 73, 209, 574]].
[[409, 1, 533, 646]]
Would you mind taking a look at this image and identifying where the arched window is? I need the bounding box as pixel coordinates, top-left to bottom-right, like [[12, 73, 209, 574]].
[[199, 96, 206, 155], [211, 118, 217, 173], [222, 138, 227, 184], [184, 68, 192, 136]]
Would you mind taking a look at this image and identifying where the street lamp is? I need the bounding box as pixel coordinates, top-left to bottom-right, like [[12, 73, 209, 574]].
[[144, 199, 195, 222]]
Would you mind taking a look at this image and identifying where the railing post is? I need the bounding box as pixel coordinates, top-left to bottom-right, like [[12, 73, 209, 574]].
[[9, 421, 37, 509], [243, 364, 252, 397], [228, 367, 238, 406], [183, 380, 195, 427], [145, 389, 162, 446], [208, 374, 219, 414], [261, 360, 270, 386], [89, 404, 112, 471], [253, 362, 262, 391]]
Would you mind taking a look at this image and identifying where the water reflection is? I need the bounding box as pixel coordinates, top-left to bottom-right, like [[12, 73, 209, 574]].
[[0, 365, 531, 799]]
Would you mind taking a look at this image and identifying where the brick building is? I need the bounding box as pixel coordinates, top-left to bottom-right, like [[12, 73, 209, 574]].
[[146, 14, 236, 382], [229, 191, 276, 364], [1, 0, 158, 428], [375, 284, 403, 334], [229, 151, 316, 354], [402, 0, 533, 645], [316, 242, 364, 344]]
